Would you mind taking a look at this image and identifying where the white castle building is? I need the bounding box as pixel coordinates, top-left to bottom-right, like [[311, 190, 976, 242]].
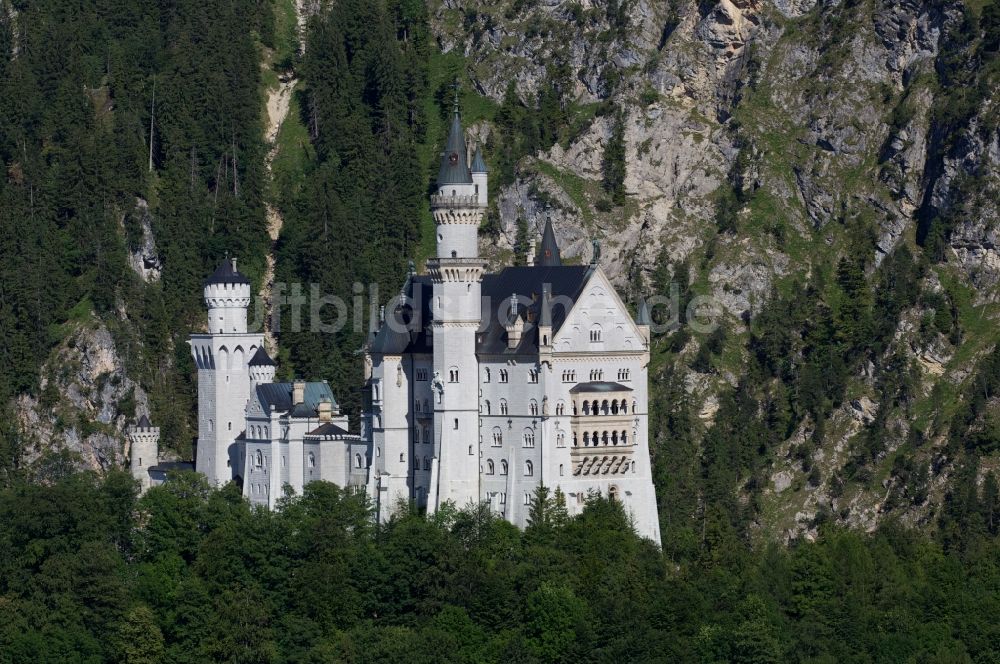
[[132, 105, 660, 544]]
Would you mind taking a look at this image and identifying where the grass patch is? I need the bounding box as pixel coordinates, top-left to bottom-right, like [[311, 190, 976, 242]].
[[534, 160, 594, 224], [270, 83, 314, 206]]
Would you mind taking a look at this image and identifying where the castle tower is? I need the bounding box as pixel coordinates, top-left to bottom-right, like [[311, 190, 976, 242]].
[[427, 99, 486, 513], [471, 146, 488, 208], [190, 258, 264, 486], [129, 415, 160, 493]]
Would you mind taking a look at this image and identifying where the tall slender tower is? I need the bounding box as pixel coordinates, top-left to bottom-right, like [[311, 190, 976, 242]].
[[129, 414, 159, 493], [190, 258, 264, 486], [427, 99, 486, 512]]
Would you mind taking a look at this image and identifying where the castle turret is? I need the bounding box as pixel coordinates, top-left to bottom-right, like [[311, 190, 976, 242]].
[[426, 97, 486, 514], [536, 216, 562, 267], [190, 257, 264, 486], [129, 415, 160, 493], [248, 346, 276, 387]]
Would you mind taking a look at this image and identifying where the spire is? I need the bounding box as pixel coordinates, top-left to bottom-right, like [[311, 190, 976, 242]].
[[540, 285, 553, 328], [437, 85, 473, 186], [536, 216, 562, 267], [471, 145, 487, 173], [248, 346, 276, 367], [637, 297, 652, 326], [136, 414, 152, 429]]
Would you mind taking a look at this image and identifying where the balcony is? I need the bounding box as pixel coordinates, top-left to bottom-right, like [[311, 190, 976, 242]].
[[431, 194, 481, 209]]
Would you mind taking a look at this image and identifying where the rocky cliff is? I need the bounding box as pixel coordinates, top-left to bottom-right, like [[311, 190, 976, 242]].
[[432, 0, 1000, 539]]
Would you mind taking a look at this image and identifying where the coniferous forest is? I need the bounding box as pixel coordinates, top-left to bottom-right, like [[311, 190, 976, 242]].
[[1, 0, 999, 662]]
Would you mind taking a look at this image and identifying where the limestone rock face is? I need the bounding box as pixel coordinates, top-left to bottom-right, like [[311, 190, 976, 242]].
[[126, 198, 162, 284], [15, 320, 151, 475], [432, 0, 999, 539]]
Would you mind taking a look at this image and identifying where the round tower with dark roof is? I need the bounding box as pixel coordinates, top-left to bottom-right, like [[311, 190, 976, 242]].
[[424, 95, 487, 514], [129, 414, 160, 493], [204, 257, 252, 334], [248, 345, 277, 387]]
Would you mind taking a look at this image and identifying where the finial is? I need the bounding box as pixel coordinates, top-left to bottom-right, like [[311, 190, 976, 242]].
[[452, 79, 460, 116]]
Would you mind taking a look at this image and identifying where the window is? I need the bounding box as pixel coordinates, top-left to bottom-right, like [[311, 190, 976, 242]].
[[556, 401, 565, 416], [255, 450, 264, 469], [528, 369, 539, 383], [307, 452, 315, 468], [486, 459, 495, 475], [559, 464, 564, 476], [424, 457, 431, 470], [415, 400, 421, 412], [357, 454, 364, 468], [589, 369, 604, 381], [492, 428, 503, 446], [453, 418, 459, 430], [449, 367, 459, 383], [483, 400, 491, 415], [228, 421, 232, 431], [414, 458, 420, 470], [499, 399, 508, 415], [416, 368, 428, 381], [618, 368, 631, 381], [398, 453, 404, 463], [523, 429, 535, 448], [562, 370, 576, 382], [484, 368, 491, 383], [500, 460, 508, 475], [499, 369, 508, 383], [589, 325, 602, 342], [529, 399, 538, 416], [524, 492, 531, 505], [499, 491, 507, 504], [557, 432, 565, 448], [281, 456, 286, 468], [413, 426, 420, 443]]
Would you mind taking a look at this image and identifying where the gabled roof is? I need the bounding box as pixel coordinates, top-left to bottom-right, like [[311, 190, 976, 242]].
[[569, 381, 633, 394], [254, 382, 337, 417], [306, 422, 350, 437], [535, 217, 562, 267], [204, 258, 251, 286], [248, 346, 276, 367], [369, 265, 594, 357], [437, 110, 473, 186]]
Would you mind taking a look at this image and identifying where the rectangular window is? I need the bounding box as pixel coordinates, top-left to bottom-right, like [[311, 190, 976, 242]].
[[453, 418, 459, 430], [415, 369, 428, 381]]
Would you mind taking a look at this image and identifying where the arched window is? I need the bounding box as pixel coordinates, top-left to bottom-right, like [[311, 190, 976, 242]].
[[398, 453, 404, 463], [356, 454, 364, 468], [609, 485, 619, 502], [529, 399, 538, 416], [602, 431, 609, 445], [557, 432, 565, 448], [524, 460, 533, 476], [611, 400, 619, 414], [413, 426, 421, 443], [589, 325, 602, 343], [487, 459, 495, 475], [573, 432, 578, 447], [621, 399, 628, 414], [414, 458, 420, 470], [483, 400, 491, 415], [499, 399, 508, 415], [308, 452, 315, 468], [255, 450, 264, 469], [612, 431, 619, 445], [559, 464, 564, 476], [492, 428, 503, 446], [601, 400, 609, 415], [500, 460, 508, 475], [556, 401, 565, 416], [583, 401, 591, 415], [449, 367, 459, 383], [484, 368, 491, 383], [523, 429, 535, 448], [415, 400, 421, 412], [499, 369, 508, 383], [622, 430, 628, 445], [583, 432, 590, 446], [424, 457, 431, 471]]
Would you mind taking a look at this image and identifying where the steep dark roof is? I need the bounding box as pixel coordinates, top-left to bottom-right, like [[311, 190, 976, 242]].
[[254, 382, 337, 416], [569, 381, 633, 394], [204, 258, 251, 286], [306, 423, 350, 437], [471, 146, 488, 173], [248, 346, 276, 367], [437, 110, 473, 186], [536, 217, 562, 267], [136, 414, 152, 428], [369, 265, 593, 357]]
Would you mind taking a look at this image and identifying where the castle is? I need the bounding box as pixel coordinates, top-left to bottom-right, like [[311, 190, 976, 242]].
[[130, 105, 661, 544]]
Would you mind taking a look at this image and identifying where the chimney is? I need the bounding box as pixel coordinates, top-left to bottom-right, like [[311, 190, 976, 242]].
[[317, 399, 332, 422], [292, 381, 305, 405]]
